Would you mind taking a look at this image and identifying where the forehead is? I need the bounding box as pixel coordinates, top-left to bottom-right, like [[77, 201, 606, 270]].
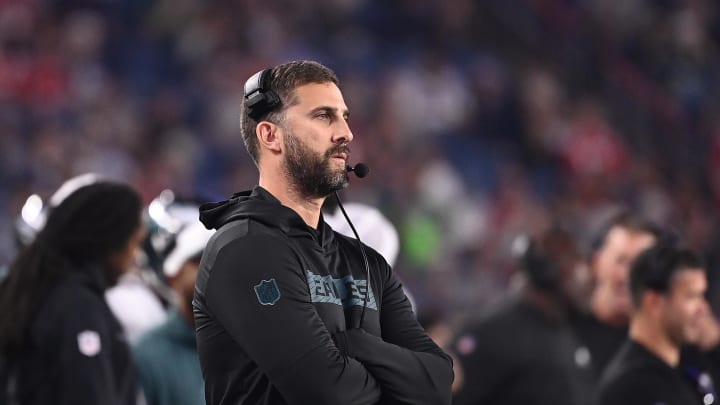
[[287, 82, 347, 111], [670, 268, 707, 292], [604, 227, 655, 251]]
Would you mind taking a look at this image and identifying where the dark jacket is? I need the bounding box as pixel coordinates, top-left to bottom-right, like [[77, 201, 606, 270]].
[[9, 272, 138, 405], [193, 186, 453, 405], [594, 339, 704, 405], [452, 297, 595, 405]]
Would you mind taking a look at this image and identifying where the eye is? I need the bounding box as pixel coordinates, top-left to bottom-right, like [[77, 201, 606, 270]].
[[315, 112, 331, 120]]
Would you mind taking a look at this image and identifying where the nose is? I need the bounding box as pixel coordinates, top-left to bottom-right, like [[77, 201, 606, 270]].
[[333, 119, 354, 144]]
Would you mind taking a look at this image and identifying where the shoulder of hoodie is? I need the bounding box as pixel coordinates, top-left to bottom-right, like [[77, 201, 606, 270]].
[[33, 275, 111, 335], [46, 275, 106, 311], [201, 217, 297, 265]]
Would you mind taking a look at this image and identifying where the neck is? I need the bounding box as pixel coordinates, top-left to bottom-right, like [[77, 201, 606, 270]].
[[522, 286, 567, 322], [590, 290, 630, 326], [177, 297, 194, 327], [259, 173, 324, 229], [629, 313, 680, 367]]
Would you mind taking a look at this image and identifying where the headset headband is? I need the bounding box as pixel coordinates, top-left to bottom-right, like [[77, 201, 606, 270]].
[[244, 68, 280, 120]]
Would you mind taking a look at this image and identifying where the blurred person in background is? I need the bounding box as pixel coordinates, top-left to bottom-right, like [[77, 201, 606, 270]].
[[106, 189, 209, 344], [193, 60, 453, 404], [417, 310, 465, 395], [8, 174, 104, 263], [106, 254, 170, 344], [9, 175, 171, 346], [572, 212, 661, 379], [578, 211, 720, 401], [589, 213, 661, 328], [0, 181, 145, 405], [594, 243, 715, 405], [451, 225, 594, 405], [134, 221, 214, 405]]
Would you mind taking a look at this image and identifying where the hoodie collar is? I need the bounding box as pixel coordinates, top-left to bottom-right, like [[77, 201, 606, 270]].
[[199, 186, 338, 251]]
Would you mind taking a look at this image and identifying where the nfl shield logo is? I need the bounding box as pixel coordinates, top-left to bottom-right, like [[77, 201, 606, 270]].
[[77, 330, 101, 357], [254, 279, 281, 305]]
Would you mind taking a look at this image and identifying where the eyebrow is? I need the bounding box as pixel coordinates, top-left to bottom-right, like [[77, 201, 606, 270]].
[[309, 106, 350, 120]]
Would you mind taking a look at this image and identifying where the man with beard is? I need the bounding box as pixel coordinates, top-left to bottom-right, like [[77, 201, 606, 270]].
[[594, 243, 716, 405], [193, 61, 453, 405]]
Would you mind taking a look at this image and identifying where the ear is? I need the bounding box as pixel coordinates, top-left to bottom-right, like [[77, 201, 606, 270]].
[[256, 121, 282, 155], [642, 290, 666, 316]]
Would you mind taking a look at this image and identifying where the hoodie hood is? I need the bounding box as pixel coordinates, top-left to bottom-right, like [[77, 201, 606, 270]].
[[199, 186, 336, 249]]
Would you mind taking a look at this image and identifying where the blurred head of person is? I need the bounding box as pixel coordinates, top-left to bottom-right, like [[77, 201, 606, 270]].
[[629, 243, 708, 361], [162, 221, 215, 325], [516, 225, 590, 316], [13, 173, 101, 249], [0, 181, 144, 351], [590, 212, 662, 325], [141, 189, 209, 278]]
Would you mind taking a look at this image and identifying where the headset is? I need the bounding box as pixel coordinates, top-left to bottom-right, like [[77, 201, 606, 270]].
[[14, 173, 101, 248], [244, 68, 281, 120], [514, 234, 560, 292]]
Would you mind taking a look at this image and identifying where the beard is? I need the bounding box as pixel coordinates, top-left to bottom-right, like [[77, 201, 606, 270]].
[[282, 129, 349, 198], [664, 311, 700, 347]]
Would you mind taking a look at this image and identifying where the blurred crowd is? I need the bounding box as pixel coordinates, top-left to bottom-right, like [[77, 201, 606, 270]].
[[2, 0, 720, 327]]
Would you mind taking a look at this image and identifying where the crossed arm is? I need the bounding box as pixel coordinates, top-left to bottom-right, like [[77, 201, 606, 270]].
[[203, 233, 452, 404]]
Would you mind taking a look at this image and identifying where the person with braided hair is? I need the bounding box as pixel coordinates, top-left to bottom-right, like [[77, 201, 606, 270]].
[[0, 180, 146, 405]]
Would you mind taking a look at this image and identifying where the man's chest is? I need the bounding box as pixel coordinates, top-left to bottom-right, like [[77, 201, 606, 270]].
[[299, 247, 381, 333]]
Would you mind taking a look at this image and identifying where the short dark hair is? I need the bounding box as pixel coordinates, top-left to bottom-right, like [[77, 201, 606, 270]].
[[590, 211, 663, 255], [629, 242, 705, 307], [240, 60, 339, 165]]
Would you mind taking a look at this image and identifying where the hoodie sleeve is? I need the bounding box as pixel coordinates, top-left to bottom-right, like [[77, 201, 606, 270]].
[[202, 232, 381, 405], [333, 263, 454, 405]]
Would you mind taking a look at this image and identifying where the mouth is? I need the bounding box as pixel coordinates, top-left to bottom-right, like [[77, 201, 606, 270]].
[[331, 152, 348, 161]]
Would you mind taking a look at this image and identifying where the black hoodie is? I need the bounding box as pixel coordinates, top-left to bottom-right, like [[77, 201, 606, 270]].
[[6, 272, 137, 405], [193, 186, 453, 405]]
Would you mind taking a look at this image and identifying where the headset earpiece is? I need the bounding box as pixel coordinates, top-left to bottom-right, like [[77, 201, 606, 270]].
[[244, 69, 281, 120], [520, 237, 560, 291]]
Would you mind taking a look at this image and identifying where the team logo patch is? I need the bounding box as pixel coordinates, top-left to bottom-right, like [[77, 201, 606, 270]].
[[77, 330, 101, 357], [254, 279, 281, 306]]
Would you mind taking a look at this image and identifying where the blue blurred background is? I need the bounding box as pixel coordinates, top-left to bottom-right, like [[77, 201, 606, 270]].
[[1, 0, 720, 319]]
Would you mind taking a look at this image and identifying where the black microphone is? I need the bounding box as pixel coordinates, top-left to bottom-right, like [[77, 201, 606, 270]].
[[346, 163, 370, 178]]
